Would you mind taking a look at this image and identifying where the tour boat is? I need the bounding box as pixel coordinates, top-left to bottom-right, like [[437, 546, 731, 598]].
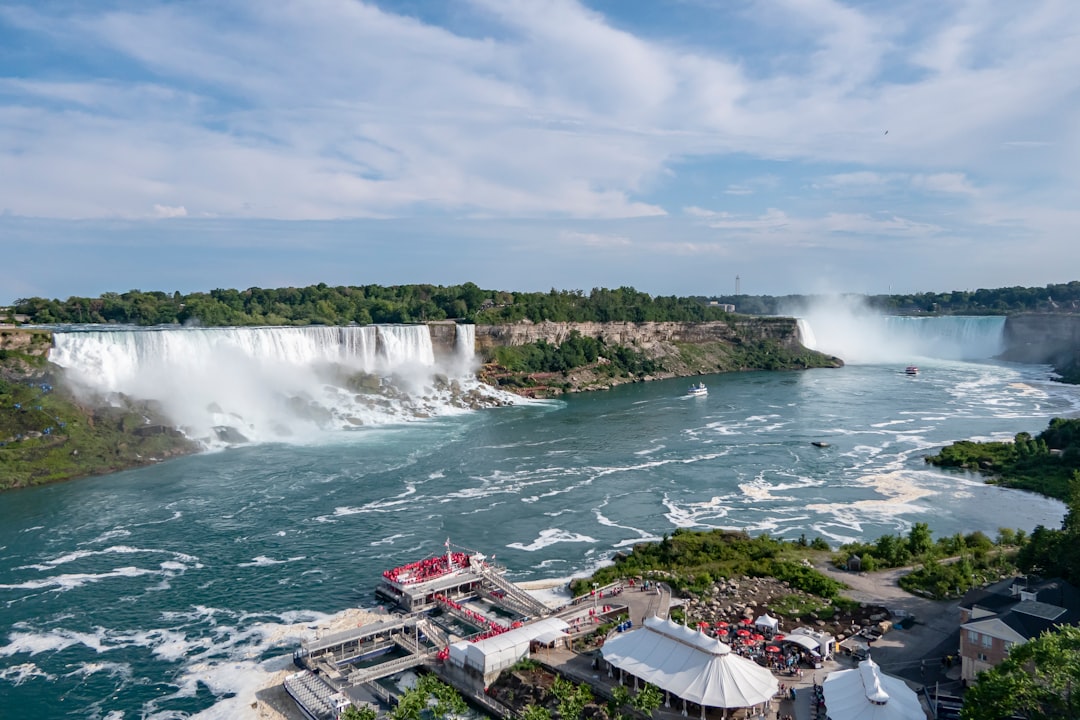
[[687, 382, 708, 397], [905, 366, 919, 376]]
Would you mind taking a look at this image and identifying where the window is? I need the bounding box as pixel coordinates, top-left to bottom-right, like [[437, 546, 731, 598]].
[[967, 630, 979, 645], [982, 634, 993, 648], [978, 653, 989, 662]]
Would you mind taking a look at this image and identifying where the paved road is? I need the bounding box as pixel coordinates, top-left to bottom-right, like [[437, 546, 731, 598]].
[[815, 561, 964, 693]]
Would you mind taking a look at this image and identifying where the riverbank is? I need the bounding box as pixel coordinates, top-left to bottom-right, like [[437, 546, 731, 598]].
[[0, 329, 197, 490]]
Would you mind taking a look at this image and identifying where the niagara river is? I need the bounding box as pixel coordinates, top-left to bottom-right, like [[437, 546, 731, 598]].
[[2, 315, 1078, 718]]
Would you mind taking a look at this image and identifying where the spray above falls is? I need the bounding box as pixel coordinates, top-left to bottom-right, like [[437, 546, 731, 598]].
[[49, 324, 509, 447], [791, 298, 1005, 364]]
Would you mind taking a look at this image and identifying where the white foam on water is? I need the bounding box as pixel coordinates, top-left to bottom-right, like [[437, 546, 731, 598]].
[[18, 545, 199, 571], [371, 533, 413, 546], [79, 529, 133, 546], [1, 625, 112, 656], [507, 528, 597, 552], [64, 660, 133, 682], [0, 565, 162, 592], [236, 556, 305, 568], [0, 662, 55, 685]]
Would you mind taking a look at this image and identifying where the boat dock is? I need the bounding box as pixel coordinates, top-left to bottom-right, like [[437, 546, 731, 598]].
[[282, 543, 642, 720]]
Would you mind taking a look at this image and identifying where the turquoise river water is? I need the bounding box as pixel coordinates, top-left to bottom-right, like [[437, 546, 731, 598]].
[[1, 315, 1078, 717]]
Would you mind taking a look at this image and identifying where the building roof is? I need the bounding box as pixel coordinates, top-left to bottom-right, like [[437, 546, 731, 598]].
[[960, 577, 1080, 644], [821, 658, 923, 720], [601, 616, 778, 709]]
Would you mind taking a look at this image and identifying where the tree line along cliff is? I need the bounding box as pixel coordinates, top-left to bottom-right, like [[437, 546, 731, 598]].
[[11, 280, 1080, 328]]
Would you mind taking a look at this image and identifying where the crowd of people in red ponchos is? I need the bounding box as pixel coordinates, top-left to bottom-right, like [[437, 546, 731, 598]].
[[434, 594, 523, 643], [382, 552, 473, 585]]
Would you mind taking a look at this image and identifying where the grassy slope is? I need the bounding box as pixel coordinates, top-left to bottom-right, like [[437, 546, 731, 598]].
[[0, 330, 197, 491]]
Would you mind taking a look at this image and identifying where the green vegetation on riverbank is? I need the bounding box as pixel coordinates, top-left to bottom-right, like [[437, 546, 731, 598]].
[[568, 528, 842, 600], [925, 418, 1080, 500], [481, 333, 840, 396], [0, 330, 196, 490], [564, 523, 1043, 606], [834, 522, 1025, 599]]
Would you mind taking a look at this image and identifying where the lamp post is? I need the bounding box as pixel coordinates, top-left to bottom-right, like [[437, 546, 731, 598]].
[[593, 582, 599, 612]]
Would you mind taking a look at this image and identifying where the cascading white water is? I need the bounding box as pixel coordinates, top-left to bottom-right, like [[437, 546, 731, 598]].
[[454, 324, 475, 362], [791, 298, 1005, 363], [49, 325, 508, 447]]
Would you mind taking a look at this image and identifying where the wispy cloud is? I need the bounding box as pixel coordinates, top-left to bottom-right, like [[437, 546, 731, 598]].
[[559, 230, 632, 247]]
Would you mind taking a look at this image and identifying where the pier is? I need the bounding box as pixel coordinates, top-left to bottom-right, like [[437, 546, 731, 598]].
[[283, 544, 641, 720]]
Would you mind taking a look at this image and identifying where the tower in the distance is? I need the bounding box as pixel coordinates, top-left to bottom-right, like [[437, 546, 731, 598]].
[[735, 275, 740, 296]]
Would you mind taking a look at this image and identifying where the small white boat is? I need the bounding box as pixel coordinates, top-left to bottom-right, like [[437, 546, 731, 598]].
[[905, 366, 919, 375], [687, 382, 708, 397]]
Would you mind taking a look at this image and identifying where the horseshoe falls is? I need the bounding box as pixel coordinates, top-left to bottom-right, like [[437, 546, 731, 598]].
[[796, 312, 1005, 364]]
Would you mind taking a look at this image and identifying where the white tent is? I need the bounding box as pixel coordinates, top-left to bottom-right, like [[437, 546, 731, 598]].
[[754, 614, 779, 632], [781, 634, 821, 655], [601, 616, 778, 710], [822, 658, 923, 720]]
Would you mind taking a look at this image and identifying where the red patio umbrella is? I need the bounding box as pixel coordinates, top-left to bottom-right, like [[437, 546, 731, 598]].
[[736, 629, 751, 637], [740, 618, 753, 624], [715, 621, 729, 628], [752, 633, 765, 641], [741, 637, 756, 645], [773, 634, 785, 641], [765, 645, 781, 653]]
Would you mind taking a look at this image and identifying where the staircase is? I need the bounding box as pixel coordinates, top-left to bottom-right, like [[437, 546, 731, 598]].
[[347, 650, 433, 685], [477, 566, 550, 617]]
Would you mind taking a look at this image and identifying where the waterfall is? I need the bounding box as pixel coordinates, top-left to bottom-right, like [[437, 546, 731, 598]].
[[796, 312, 1005, 363], [454, 324, 476, 363], [49, 325, 509, 448]]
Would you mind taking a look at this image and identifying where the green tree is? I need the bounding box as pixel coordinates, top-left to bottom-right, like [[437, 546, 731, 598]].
[[391, 675, 467, 720], [961, 626, 1080, 719], [907, 522, 934, 557], [631, 683, 664, 717], [607, 683, 632, 720], [551, 675, 592, 720], [520, 705, 552, 720], [341, 704, 378, 720]]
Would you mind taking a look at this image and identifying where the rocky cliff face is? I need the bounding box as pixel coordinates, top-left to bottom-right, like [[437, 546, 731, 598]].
[[471, 317, 804, 351], [1001, 313, 1080, 365]]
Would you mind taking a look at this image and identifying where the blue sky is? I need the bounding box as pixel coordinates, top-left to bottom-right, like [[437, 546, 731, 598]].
[[2, 0, 1079, 302]]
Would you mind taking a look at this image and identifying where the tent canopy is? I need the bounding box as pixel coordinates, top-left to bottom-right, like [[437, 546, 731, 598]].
[[821, 658, 923, 720], [601, 616, 778, 709], [781, 634, 820, 654], [754, 614, 779, 632]]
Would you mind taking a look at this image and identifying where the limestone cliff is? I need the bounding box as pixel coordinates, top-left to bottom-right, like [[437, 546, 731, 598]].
[[1000, 313, 1080, 382], [472, 317, 805, 351], [464, 318, 841, 396]]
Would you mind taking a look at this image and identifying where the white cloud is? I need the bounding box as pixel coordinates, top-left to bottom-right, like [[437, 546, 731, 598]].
[[911, 173, 978, 196], [559, 230, 632, 248], [152, 204, 188, 219], [0, 0, 1077, 296]]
